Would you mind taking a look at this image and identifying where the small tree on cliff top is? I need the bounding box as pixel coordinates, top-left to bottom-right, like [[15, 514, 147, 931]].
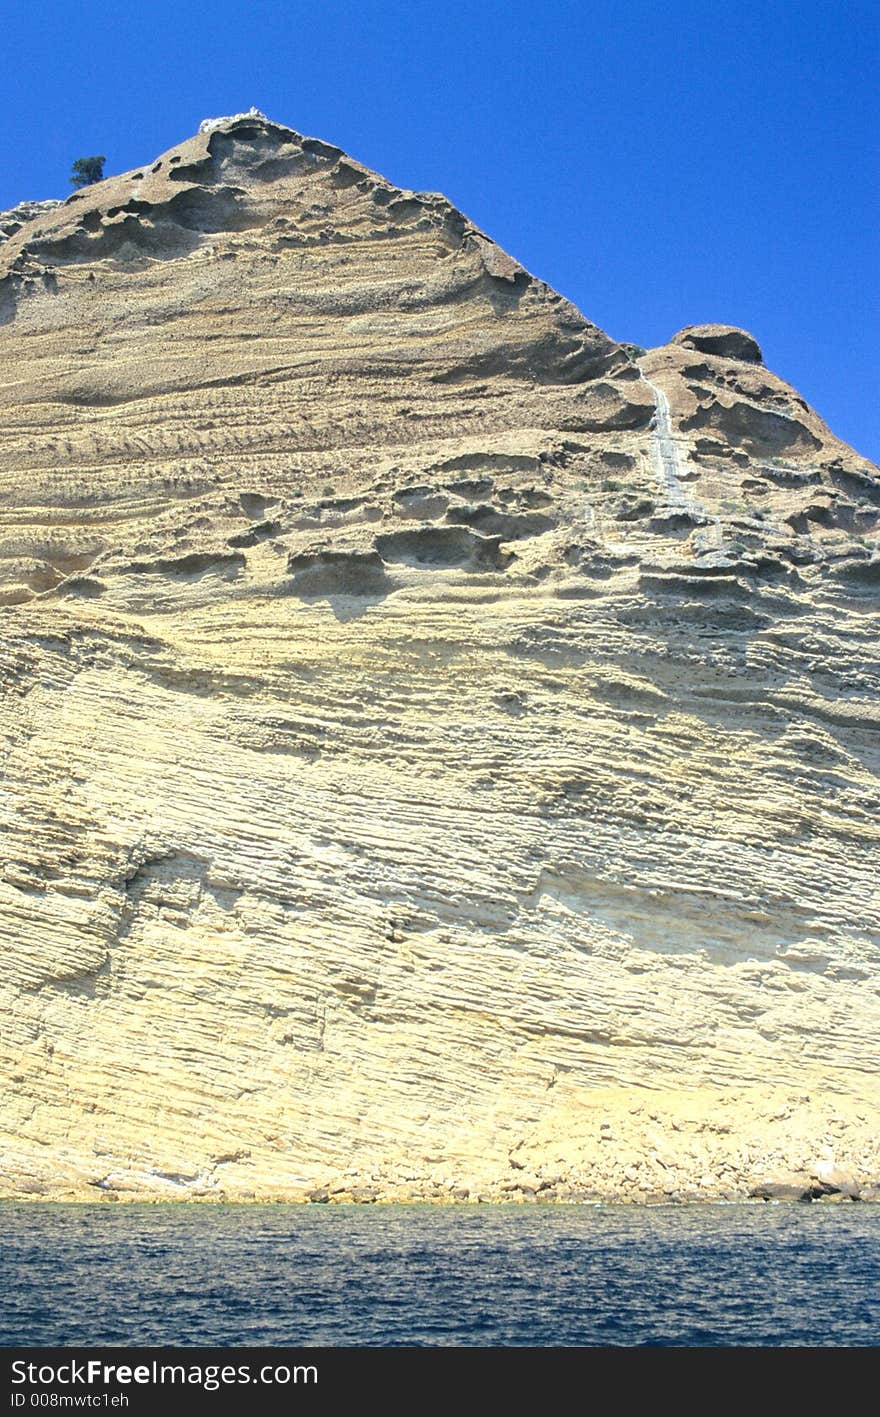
[[70, 156, 106, 188]]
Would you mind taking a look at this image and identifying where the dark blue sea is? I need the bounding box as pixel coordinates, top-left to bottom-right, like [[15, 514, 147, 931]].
[[0, 1203, 877, 1347]]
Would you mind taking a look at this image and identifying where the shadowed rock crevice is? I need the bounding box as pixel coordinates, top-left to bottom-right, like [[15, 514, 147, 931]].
[[375, 526, 511, 571], [125, 550, 246, 579], [672, 325, 764, 363], [287, 549, 393, 598], [444, 504, 556, 539], [680, 400, 823, 457]]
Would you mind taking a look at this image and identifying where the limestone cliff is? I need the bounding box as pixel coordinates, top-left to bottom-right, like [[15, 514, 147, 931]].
[[1, 114, 878, 1202]]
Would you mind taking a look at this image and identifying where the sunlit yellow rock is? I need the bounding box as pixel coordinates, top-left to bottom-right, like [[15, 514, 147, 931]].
[[1, 115, 878, 1201]]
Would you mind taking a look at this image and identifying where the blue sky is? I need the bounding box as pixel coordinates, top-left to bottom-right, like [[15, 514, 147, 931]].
[[3, 0, 877, 460]]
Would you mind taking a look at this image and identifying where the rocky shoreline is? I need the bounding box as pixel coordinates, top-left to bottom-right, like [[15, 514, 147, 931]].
[[4, 1086, 877, 1205]]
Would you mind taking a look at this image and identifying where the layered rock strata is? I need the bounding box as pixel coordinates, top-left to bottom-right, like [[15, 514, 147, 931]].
[[0, 115, 878, 1202]]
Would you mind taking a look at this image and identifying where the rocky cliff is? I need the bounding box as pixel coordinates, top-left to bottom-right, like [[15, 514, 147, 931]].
[[1, 114, 878, 1202]]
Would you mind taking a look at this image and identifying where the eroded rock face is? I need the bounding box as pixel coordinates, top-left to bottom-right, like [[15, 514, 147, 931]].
[[671, 324, 763, 363], [0, 115, 878, 1203], [0, 198, 63, 247]]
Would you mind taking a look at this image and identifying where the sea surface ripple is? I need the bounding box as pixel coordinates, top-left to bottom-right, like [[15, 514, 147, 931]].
[[1, 1202, 877, 1347]]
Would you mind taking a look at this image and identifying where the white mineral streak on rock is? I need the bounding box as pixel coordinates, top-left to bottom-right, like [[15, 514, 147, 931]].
[[0, 116, 878, 1203], [642, 373, 689, 508], [642, 367, 725, 551]]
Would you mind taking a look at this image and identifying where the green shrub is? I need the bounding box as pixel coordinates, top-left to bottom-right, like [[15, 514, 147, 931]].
[[70, 156, 106, 188]]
